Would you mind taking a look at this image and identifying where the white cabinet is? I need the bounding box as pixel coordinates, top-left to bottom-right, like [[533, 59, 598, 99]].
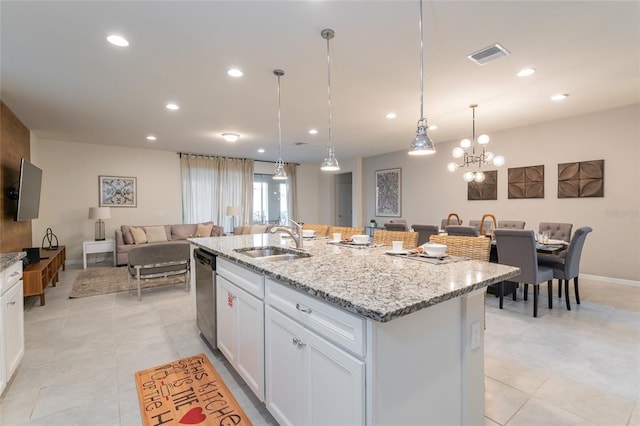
[[1, 260, 25, 395], [216, 258, 265, 401], [265, 282, 365, 426]]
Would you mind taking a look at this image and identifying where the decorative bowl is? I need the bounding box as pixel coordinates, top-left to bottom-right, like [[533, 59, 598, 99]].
[[422, 242, 447, 256], [302, 229, 316, 237]]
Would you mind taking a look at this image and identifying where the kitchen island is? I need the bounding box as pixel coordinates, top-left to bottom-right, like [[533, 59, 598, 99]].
[[190, 233, 519, 425]]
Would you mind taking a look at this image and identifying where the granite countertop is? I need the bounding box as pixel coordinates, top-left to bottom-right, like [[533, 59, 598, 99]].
[[189, 234, 520, 322], [0, 252, 26, 272]]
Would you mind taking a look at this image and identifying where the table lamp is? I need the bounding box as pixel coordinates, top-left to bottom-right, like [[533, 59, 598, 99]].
[[226, 206, 241, 231], [88, 207, 110, 241]]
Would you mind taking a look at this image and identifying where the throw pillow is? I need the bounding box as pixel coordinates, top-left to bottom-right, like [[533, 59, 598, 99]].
[[121, 225, 134, 245], [195, 223, 213, 237], [250, 224, 268, 234], [242, 225, 252, 235], [130, 226, 148, 244], [145, 226, 168, 243]]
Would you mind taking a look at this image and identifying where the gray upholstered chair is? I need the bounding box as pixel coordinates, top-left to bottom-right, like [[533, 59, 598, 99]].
[[411, 224, 439, 246], [440, 214, 461, 230], [497, 220, 526, 229], [446, 225, 480, 237], [538, 227, 593, 310], [538, 222, 573, 243], [127, 243, 190, 300], [469, 219, 496, 235], [383, 219, 408, 231], [494, 229, 554, 317]]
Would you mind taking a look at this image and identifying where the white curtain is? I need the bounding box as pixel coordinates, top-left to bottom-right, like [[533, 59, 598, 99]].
[[180, 154, 254, 233]]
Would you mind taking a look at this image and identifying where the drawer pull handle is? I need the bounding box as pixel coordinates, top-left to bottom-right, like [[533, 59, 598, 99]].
[[10, 271, 20, 277], [292, 337, 306, 349], [7, 301, 16, 306], [295, 303, 312, 314]]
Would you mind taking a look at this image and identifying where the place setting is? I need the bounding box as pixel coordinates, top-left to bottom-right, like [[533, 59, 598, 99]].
[[327, 233, 382, 249], [384, 242, 470, 265]]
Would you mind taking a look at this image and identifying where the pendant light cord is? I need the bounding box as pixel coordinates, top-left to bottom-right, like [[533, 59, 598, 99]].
[[326, 34, 333, 148], [419, 0, 424, 121], [277, 73, 283, 163]]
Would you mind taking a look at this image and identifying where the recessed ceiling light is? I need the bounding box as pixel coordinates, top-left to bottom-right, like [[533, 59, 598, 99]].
[[308, 129, 318, 135], [550, 93, 569, 101], [106, 34, 129, 47], [385, 112, 397, 119], [227, 68, 243, 78], [517, 67, 536, 77], [427, 124, 438, 130], [222, 133, 240, 142], [165, 103, 179, 110], [257, 148, 265, 153], [146, 135, 157, 141]]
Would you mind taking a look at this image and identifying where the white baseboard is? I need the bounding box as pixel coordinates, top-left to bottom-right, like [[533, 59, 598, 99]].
[[580, 273, 640, 288]]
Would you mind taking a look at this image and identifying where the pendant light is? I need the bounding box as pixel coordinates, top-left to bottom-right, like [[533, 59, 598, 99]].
[[272, 69, 288, 180], [320, 28, 340, 171], [408, 0, 436, 156]]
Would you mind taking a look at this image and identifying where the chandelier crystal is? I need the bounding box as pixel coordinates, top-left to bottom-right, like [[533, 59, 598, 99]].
[[408, 0, 436, 156], [320, 28, 340, 171], [447, 104, 504, 181], [272, 69, 287, 180]]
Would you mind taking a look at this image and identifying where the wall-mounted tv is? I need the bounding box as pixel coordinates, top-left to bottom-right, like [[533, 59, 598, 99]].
[[8, 158, 43, 221]]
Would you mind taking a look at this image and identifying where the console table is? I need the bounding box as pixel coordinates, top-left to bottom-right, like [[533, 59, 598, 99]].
[[23, 246, 65, 306]]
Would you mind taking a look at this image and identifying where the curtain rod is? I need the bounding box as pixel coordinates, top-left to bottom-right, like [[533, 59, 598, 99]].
[[177, 152, 299, 165]]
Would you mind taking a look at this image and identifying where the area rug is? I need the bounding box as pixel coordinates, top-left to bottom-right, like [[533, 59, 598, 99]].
[[69, 266, 186, 299], [135, 353, 252, 426]]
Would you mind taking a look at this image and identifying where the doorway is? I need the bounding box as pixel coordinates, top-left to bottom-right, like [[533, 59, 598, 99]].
[[335, 172, 352, 226]]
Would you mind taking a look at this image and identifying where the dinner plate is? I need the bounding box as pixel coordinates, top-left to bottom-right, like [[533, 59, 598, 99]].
[[419, 253, 449, 259], [384, 249, 409, 255], [545, 238, 568, 245]]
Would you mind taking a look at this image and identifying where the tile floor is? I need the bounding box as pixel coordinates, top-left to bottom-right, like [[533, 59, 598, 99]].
[[1, 266, 638, 425]]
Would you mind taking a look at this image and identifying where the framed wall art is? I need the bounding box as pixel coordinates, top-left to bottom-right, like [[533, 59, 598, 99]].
[[375, 168, 401, 217], [508, 165, 544, 199], [467, 170, 497, 201], [99, 175, 137, 207], [558, 159, 604, 198]]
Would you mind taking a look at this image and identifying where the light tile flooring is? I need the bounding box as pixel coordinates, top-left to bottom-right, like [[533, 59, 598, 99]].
[[1, 265, 639, 425]]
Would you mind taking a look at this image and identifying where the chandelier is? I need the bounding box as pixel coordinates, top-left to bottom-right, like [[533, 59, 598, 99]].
[[408, 0, 436, 156], [447, 104, 505, 182], [320, 28, 340, 171], [272, 69, 287, 180]]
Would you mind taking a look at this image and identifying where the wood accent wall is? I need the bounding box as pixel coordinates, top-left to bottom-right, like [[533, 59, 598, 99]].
[[0, 102, 32, 252]]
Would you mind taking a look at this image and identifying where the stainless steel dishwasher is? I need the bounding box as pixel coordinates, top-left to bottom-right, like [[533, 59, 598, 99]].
[[194, 248, 217, 349]]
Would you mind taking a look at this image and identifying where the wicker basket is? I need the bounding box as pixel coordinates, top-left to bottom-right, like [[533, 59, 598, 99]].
[[429, 234, 491, 261]]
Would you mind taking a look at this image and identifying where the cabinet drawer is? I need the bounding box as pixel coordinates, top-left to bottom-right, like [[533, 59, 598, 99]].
[[217, 258, 264, 299], [1, 261, 23, 295], [265, 278, 365, 357]]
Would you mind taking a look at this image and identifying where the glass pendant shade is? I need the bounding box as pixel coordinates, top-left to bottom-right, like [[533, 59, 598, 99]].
[[272, 69, 288, 180], [493, 155, 506, 167], [447, 162, 459, 172], [477, 134, 490, 144], [460, 138, 471, 149], [474, 171, 485, 182], [273, 161, 287, 180], [484, 151, 495, 161], [321, 145, 340, 171], [463, 171, 475, 182], [408, 122, 436, 156], [320, 28, 340, 171], [452, 147, 465, 158]]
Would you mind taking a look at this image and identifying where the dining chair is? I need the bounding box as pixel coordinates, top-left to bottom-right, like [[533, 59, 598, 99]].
[[497, 220, 526, 229], [411, 224, 439, 246], [494, 229, 554, 317], [383, 221, 408, 231], [327, 226, 364, 240], [302, 223, 329, 237], [373, 230, 418, 249], [429, 234, 491, 261], [446, 225, 480, 237], [538, 222, 573, 243], [538, 227, 593, 310], [440, 213, 462, 230]]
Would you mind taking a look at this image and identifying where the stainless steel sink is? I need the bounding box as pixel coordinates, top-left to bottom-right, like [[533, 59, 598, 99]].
[[235, 246, 310, 262]]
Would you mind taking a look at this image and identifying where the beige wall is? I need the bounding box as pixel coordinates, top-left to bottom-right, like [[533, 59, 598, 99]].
[[31, 139, 183, 263], [363, 104, 640, 282]]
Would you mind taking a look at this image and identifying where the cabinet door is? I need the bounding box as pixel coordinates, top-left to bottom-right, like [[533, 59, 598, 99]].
[[2, 281, 25, 381], [216, 276, 238, 365], [265, 306, 304, 426], [304, 326, 365, 426], [235, 285, 264, 401]]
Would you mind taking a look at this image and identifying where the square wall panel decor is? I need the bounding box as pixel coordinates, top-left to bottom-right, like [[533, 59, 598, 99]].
[[508, 165, 544, 199], [558, 160, 604, 198], [468, 170, 497, 201]]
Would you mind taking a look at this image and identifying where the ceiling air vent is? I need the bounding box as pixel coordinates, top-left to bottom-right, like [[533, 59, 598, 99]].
[[467, 43, 510, 65]]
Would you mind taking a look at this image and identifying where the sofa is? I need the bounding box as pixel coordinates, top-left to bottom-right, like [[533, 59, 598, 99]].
[[115, 222, 223, 266], [232, 223, 280, 236]]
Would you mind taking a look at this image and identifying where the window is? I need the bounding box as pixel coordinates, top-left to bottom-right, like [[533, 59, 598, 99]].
[[253, 173, 289, 225]]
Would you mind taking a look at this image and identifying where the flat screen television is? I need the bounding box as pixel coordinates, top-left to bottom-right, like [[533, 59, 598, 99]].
[[13, 158, 43, 221]]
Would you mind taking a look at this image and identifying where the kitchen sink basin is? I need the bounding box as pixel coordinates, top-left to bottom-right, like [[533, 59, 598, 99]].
[[234, 246, 310, 262]]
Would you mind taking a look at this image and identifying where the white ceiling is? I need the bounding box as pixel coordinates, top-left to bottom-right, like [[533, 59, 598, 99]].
[[2, 1, 639, 165]]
